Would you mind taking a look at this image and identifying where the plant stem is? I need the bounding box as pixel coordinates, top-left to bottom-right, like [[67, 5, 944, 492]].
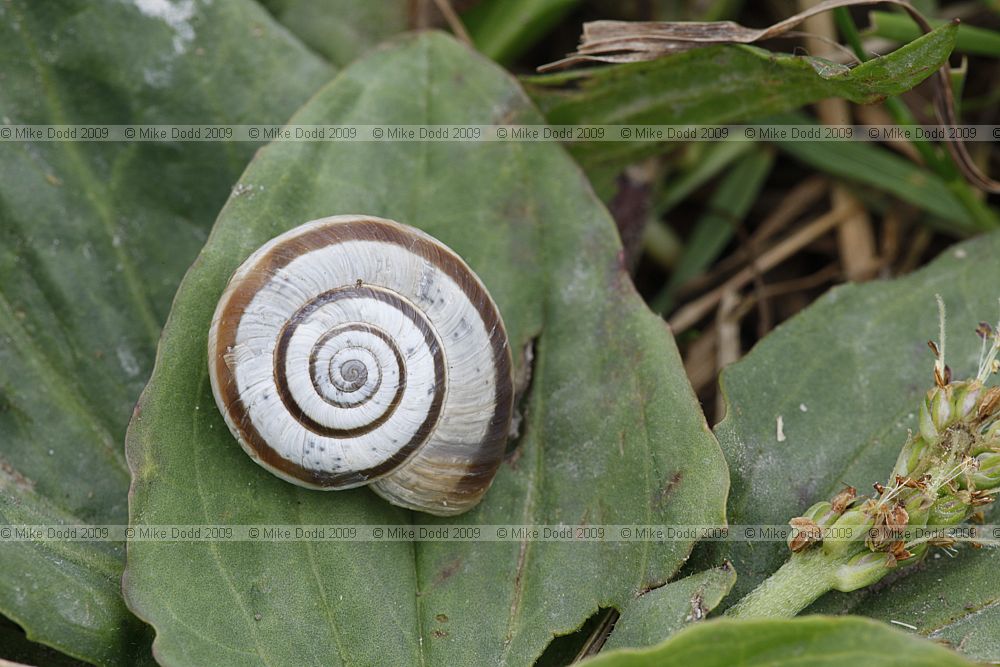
[[725, 551, 836, 618]]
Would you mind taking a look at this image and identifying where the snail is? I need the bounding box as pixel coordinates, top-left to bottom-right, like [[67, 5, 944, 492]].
[[207, 215, 514, 516]]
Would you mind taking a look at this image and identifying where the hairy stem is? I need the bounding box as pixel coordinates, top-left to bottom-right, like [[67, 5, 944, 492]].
[[725, 551, 836, 618]]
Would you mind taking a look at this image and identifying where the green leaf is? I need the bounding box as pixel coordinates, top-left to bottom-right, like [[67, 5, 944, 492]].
[[602, 564, 736, 651], [524, 23, 958, 170], [583, 616, 976, 667], [464, 0, 582, 64], [0, 0, 332, 663], [258, 0, 411, 66], [123, 31, 728, 666], [709, 231, 1000, 659]]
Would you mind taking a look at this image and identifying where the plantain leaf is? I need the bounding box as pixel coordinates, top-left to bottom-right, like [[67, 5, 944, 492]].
[[709, 231, 1000, 660], [0, 0, 332, 663], [123, 31, 729, 666], [602, 563, 736, 651], [583, 616, 976, 667]]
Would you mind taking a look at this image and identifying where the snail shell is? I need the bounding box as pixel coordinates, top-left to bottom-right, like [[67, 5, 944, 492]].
[[207, 215, 514, 515]]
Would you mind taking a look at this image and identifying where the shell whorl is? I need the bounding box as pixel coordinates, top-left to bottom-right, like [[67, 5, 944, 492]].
[[207, 215, 513, 515]]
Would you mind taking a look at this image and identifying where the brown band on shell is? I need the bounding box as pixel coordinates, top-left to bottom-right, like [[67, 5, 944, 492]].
[[273, 286, 439, 439], [307, 324, 393, 409], [212, 217, 514, 490]]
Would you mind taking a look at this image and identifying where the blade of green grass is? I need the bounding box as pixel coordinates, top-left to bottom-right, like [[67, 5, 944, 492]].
[[651, 147, 775, 313], [769, 112, 998, 233], [656, 140, 758, 215], [463, 0, 582, 64], [951, 59, 967, 117], [867, 11, 1000, 56]]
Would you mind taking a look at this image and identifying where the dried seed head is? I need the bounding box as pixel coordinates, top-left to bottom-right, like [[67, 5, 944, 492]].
[[894, 476, 926, 490], [831, 486, 857, 514], [888, 503, 909, 528], [885, 541, 914, 568], [978, 386, 1000, 422], [970, 489, 995, 506], [788, 517, 823, 552], [927, 535, 956, 548], [867, 502, 909, 551]]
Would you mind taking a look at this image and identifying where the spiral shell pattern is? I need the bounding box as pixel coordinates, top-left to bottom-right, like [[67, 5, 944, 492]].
[[208, 216, 513, 515]]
